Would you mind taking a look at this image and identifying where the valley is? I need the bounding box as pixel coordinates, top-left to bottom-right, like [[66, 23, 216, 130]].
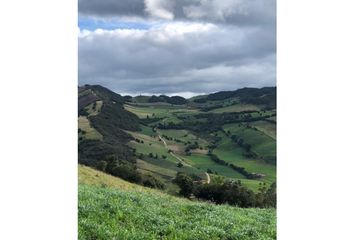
[[78, 85, 277, 239], [78, 85, 276, 200], [123, 94, 276, 193]]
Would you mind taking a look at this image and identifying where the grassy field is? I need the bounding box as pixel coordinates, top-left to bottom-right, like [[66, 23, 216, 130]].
[[128, 131, 177, 163], [210, 104, 261, 113], [250, 121, 276, 139], [79, 165, 150, 191], [78, 165, 276, 240], [124, 104, 162, 118], [213, 132, 276, 184], [223, 124, 276, 159], [78, 116, 103, 140], [158, 129, 209, 149], [124, 104, 199, 125], [184, 153, 246, 179], [84, 100, 103, 116], [124, 104, 189, 119], [139, 124, 157, 137]]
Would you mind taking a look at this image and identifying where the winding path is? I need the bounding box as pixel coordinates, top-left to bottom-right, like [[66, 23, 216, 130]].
[[205, 172, 211, 184], [158, 135, 191, 166], [157, 132, 210, 184]]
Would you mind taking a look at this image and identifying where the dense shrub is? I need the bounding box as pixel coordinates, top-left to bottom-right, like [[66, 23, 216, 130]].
[[142, 175, 166, 189], [173, 172, 194, 197], [96, 160, 107, 172]]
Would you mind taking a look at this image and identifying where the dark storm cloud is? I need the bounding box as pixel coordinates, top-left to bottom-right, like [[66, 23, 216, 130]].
[[79, 22, 275, 95], [78, 0, 146, 17], [79, 0, 276, 26]]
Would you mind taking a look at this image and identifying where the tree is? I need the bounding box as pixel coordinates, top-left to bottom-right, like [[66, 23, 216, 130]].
[[173, 172, 194, 198], [96, 160, 107, 172], [177, 162, 183, 168], [111, 164, 142, 183], [142, 175, 165, 189], [264, 182, 276, 208]]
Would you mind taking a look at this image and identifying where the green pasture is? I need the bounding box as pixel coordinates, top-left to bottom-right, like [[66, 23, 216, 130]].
[[250, 121, 276, 139], [223, 124, 276, 159], [213, 132, 276, 183], [158, 129, 209, 148], [210, 103, 261, 113], [78, 116, 103, 140], [84, 100, 103, 116], [183, 153, 246, 179]]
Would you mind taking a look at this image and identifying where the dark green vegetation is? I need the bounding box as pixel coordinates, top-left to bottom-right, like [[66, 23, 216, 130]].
[[78, 85, 165, 189], [194, 87, 276, 110], [78, 85, 276, 201], [79, 165, 276, 240], [174, 172, 276, 208]]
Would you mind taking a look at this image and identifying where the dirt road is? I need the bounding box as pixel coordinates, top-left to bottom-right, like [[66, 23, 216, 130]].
[[158, 133, 210, 184]]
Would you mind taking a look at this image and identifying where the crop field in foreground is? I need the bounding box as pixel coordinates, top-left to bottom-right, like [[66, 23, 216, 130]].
[[78, 166, 276, 240]]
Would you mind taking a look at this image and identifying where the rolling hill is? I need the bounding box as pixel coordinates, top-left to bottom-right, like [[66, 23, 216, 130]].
[[78, 84, 276, 197], [78, 85, 277, 239], [79, 165, 276, 240]]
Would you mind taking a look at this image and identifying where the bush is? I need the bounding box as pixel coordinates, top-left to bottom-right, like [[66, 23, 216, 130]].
[[173, 172, 194, 198], [96, 160, 107, 172], [107, 162, 142, 184], [142, 175, 165, 189]]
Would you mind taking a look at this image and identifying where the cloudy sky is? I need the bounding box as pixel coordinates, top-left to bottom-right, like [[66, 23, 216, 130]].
[[78, 0, 276, 97]]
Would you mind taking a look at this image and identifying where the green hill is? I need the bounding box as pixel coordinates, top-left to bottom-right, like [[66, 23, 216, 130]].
[[78, 85, 142, 183], [78, 85, 276, 204], [79, 165, 276, 240]]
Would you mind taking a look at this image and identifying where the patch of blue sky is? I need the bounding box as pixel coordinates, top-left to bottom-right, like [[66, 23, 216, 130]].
[[78, 18, 155, 31]]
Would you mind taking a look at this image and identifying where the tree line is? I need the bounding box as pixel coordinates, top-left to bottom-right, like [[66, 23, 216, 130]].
[[174, 172, 276, 208], [208, 153, 262, 179]]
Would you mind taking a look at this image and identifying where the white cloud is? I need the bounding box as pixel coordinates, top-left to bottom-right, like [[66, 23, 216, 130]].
[[183, 0, 244, 21], [144, 0, 174, 20]]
